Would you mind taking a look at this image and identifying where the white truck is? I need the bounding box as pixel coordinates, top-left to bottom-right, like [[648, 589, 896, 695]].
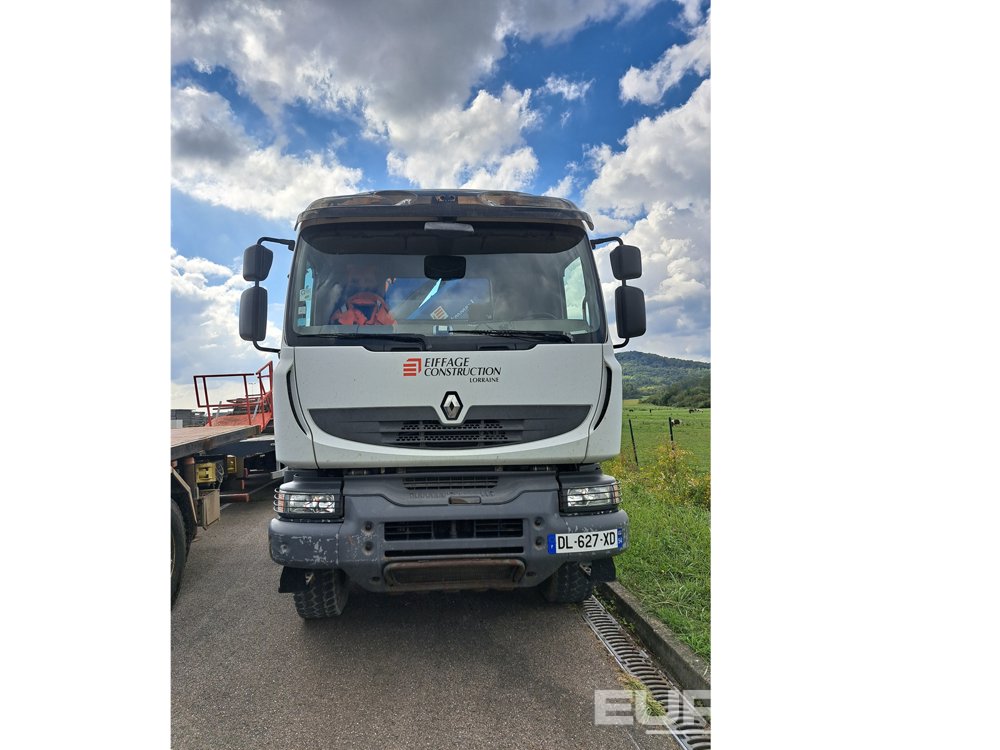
[[239, 190, 646, 618]]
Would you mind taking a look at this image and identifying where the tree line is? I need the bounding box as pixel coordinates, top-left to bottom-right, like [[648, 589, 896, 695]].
[[647, 371, 710, 408], [617, 351, 711, 406]]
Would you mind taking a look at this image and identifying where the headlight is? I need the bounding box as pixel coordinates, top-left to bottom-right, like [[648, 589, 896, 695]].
[[274, 490, 343, 519], [559, 481, 621, 514]]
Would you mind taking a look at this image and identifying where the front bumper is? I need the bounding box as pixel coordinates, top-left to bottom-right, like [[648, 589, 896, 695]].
[[268, 472, 628, 592]]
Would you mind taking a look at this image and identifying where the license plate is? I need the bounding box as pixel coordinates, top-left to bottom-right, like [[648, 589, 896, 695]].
[[547, 529, 623, 554]]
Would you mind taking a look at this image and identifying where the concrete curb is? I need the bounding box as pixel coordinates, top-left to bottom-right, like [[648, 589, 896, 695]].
[[596, 580, 711, 693]]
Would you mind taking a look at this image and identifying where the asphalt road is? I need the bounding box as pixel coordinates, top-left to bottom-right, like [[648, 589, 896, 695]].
[[171, 499, 680, 750]]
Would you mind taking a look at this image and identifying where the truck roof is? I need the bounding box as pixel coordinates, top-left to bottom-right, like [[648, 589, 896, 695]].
[[295, 189, 594, 231]]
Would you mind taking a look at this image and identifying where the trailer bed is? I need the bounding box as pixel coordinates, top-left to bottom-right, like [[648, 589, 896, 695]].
[[171, 425, 261, 461]]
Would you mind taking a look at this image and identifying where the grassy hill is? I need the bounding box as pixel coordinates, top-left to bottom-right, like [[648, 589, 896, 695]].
[[616, 350, 710, 401]]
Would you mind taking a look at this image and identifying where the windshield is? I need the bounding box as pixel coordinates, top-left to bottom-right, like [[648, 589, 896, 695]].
[[286, 222, 606, 349]]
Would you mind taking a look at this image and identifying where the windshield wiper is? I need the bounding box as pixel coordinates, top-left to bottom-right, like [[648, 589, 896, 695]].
[[317, 333, 428, 349], [448, 329, 574, 343]]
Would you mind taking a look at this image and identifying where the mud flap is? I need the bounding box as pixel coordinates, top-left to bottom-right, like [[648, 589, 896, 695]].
[[278, 566, 314, 593], [585, 557, 616, 583]]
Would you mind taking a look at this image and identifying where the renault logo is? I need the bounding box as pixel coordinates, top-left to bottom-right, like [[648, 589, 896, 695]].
[[441, 392, 463, 421]]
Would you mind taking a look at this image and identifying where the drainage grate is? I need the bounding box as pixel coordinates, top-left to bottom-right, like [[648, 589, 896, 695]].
[[581, 596, 711, 750]]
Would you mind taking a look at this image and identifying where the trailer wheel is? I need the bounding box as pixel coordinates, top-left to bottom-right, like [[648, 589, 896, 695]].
[[542, 562, 593, 603], [171, 501, 187, 606], [293, 569, 349, 619]]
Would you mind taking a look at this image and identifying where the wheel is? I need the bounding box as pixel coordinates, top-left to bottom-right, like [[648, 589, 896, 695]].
[[542, 562, 593, 603], [185, 509, 196, 553], [171, 501, 187, 606], [293, 569, 350, 619]]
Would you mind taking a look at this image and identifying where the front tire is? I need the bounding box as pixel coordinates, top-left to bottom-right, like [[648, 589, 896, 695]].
[[171, 501, 187, 606], [293, 569, 350, 618], [542, 562, 593, 603]]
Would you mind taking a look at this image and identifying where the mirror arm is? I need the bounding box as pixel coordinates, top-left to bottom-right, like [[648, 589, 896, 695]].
[[590, 236, 623, 249], [249, 281, 279, 352], [258, 236, 295, 251], [612, 277, 629, 349]]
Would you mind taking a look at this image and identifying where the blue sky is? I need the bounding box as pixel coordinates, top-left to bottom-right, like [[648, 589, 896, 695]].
[[169, 0, 712, 408]]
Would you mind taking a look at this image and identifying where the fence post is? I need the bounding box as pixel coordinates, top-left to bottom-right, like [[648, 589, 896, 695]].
[[628, 418, 639, 467], [668, 416, 674, 447]]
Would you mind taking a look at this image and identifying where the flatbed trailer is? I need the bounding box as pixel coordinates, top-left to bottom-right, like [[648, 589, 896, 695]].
[[172, 361, 281, 604], [171, 424, 262, 605], [171, 424, 261, 462]]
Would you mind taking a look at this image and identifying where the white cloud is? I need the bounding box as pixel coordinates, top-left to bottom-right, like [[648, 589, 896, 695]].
[[460, 147, 540, 191], [674, 0, 705, 26], [620, 12, 709, 104], [582, 79, 710, 359], [584, 78, 710, 218], [172, 85, 362, 222], [170, 248, 276, 408], [384, 87, 540, 189], [171, 0, 662, 205], [593, 202, 709, 358], [545, 174, 576, 199], [172, 1, 509, 124], [542, 75, 594, 101], [499, 0, 662, 41]]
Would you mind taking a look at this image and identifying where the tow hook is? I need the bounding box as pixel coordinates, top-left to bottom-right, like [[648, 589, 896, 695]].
[[582, 558, 616, 583]]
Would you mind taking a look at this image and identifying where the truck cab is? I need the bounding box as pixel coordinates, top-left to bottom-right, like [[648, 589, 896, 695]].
[[240, 189, 645, 618]]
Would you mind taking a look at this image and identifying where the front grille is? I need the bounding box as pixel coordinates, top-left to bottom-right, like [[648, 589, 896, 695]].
[[401, 475, 499, 491], [309, 405, 591, 449], [394, 420, 514, 448], [384, 518, 523, 542]]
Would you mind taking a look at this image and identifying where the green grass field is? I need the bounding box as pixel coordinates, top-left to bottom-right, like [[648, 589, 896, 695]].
[[603, 402, 711, 660], [621, 401, 710, 473]]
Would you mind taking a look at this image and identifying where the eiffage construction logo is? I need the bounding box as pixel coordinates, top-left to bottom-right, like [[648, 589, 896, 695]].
[[402, 356, 501, 384]]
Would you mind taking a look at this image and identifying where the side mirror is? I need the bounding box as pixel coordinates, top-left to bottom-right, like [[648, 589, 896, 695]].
[[615, 285, 646, 339], [610, 245, 642, 281], [243, 244, 273, 282], [239, 286, 268, 342]]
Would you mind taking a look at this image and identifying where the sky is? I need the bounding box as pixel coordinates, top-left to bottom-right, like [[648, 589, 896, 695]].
[[169, 0, 712, 409]]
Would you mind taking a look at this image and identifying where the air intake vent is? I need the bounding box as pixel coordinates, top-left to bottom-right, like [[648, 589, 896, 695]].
[[384, 518, 523, 542], [394, 420, 514, 448], [401, 476, 499, 491]]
